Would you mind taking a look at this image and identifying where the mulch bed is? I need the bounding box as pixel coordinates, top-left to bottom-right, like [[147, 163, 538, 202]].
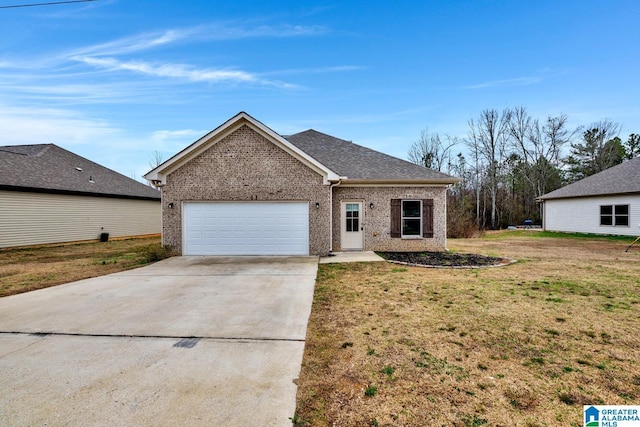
[[378, 251, 512, 268]]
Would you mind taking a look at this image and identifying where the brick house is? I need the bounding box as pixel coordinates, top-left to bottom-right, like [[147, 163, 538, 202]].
[[144, 112, 459, 256]]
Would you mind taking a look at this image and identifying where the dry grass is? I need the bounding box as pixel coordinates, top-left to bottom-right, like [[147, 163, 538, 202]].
[[0, 237, 165, 297], [294, 231, 640, 426]]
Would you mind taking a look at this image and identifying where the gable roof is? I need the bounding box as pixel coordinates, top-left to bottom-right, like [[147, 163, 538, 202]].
[[144, 112, 341, 185], [0, 144, 160, 200], [538, 156, 640, 200], [284, 129, 459, 184], [145, 112, 459, 186]]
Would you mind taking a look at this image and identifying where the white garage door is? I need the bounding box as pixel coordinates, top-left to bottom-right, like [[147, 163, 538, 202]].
[[183, 202, 309, 255]]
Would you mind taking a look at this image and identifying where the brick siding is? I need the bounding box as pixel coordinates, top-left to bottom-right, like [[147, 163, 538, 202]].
[[332, 186, 448, 251], [161, 124, 331, 255]]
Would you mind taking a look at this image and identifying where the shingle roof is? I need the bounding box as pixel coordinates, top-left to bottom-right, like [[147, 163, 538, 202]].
[[284, 129, 458, 183], [0, 144, 160, 200], [538, 156, 640, 200]]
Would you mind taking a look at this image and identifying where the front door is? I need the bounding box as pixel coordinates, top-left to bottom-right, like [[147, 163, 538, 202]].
[[341, 201, 364, 250]]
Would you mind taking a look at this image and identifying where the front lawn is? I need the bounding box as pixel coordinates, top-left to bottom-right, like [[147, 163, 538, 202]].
[[0, 237, 165, 297], [294, 231, 640, 426]]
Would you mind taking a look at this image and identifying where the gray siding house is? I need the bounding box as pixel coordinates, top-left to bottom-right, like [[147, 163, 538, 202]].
[[145, 112, 459, 256], [538, 156, 640, 236], [0, 144, 161, 248]]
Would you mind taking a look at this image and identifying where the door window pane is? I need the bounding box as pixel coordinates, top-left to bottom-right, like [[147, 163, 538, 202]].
[[346, 204, 359, 232]]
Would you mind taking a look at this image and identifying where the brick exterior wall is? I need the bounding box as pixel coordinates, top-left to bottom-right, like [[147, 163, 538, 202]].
[[332, 186, 448, 251], [161, 125, 331, 255]]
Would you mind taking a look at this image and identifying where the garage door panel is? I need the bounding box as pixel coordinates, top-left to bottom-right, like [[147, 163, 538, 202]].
[[183, 202, 309, 255]]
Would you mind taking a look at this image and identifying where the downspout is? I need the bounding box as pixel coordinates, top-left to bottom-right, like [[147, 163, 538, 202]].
[[329, 179, 342, 253], [445, 184, 451, 250]]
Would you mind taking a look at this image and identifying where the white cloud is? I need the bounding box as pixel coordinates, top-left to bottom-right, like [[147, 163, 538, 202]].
[[69, 29, 196, 57], [262, 65, 363, 76], [208, 23, 328, 39], [73, 56, 298, 88], [0, 105, 119, 146], [0, 81, 168, 104], [69, 23, 328, 58], [151, 129, 206, 142], [462, 76, 542, 90]]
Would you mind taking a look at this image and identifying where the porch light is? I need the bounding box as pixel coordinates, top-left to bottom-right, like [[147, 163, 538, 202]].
[[370, 202, 374, 209], [315, 202, 320, 209], [168, 202, 174, 209]]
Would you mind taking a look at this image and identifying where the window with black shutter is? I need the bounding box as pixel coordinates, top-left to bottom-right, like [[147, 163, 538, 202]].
[[390, 198, 434, 238]]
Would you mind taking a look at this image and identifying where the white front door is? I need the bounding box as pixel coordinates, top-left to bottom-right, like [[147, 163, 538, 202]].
[[341, 201, 364, 250]]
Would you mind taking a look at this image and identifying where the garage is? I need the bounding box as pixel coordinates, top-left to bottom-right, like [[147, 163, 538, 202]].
[[183, 202, 309, 255]]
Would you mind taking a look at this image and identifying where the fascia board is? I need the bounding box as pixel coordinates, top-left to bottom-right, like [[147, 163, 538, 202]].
[[339, 178, 460, 186]]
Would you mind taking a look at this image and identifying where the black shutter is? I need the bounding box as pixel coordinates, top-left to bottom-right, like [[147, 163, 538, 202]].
[[422, 199, 433, 238], [390, 199, 401, 238]]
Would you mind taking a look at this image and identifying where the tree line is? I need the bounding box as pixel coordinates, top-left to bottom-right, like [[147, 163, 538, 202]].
[[408, 107, 639, 236]]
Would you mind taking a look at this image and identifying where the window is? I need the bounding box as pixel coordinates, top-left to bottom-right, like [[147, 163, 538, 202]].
[[401, 200, 422, 237], [391, 199, 433, 238], [600, 204, 629, 227]]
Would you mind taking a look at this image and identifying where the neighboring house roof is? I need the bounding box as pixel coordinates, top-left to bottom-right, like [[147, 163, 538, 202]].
[[145, 111, 459, 186], [538, 156, 640, 200], [284, 129, 458, 183], [0, 144, 160, 200]]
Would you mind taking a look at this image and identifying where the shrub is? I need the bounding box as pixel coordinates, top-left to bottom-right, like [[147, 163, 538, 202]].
[[142, 244, 172, 263], [447, 202, 481, 238]]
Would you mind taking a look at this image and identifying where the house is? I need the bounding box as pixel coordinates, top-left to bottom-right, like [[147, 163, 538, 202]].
[[0, 144, 161, 248], [144, 112, 459, 256], [537, 156, 640, 236]]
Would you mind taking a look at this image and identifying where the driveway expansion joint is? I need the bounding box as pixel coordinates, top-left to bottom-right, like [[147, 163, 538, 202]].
[[1, 331, 305, 343]]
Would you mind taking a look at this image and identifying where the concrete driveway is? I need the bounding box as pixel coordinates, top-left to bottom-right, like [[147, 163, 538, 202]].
[[0, 256, 318, 426]]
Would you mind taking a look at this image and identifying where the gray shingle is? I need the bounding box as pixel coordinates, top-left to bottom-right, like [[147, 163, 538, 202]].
[[538, 156, 640, 200], [284, 130, 458, 182], [0, 144, 160, 200]]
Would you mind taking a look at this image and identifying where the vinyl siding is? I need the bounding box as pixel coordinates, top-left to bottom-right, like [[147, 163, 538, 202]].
[[543, 194, 640, 236], [0, 190, 161, 248]]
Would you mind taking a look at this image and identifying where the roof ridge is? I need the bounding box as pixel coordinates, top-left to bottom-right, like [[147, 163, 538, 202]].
[[0, 147, 28, 156], [0, 143, 54, 157], [34, 144, 55, 158]]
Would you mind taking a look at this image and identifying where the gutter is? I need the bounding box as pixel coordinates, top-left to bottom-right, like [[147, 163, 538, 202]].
[[338, 178, 460, 186], [0, 184, 161, 201]]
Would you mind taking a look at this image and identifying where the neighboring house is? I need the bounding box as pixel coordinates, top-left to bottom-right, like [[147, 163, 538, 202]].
[[0, 144, 161, 248], [144, 112, 459, 256], [537, 156, 640, 236]]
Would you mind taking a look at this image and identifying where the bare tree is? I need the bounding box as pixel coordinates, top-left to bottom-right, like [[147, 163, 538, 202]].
[[467, 108, 511, 229], [530, 114, 572, 195], [466, 118, 483, 226], [509, 108, 572, 197], [408, 128, 458, 172], [149, 150, 164, 170]]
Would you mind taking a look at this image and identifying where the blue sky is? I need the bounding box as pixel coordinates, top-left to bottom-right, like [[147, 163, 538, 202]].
[[1, 0, 639, 180]]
